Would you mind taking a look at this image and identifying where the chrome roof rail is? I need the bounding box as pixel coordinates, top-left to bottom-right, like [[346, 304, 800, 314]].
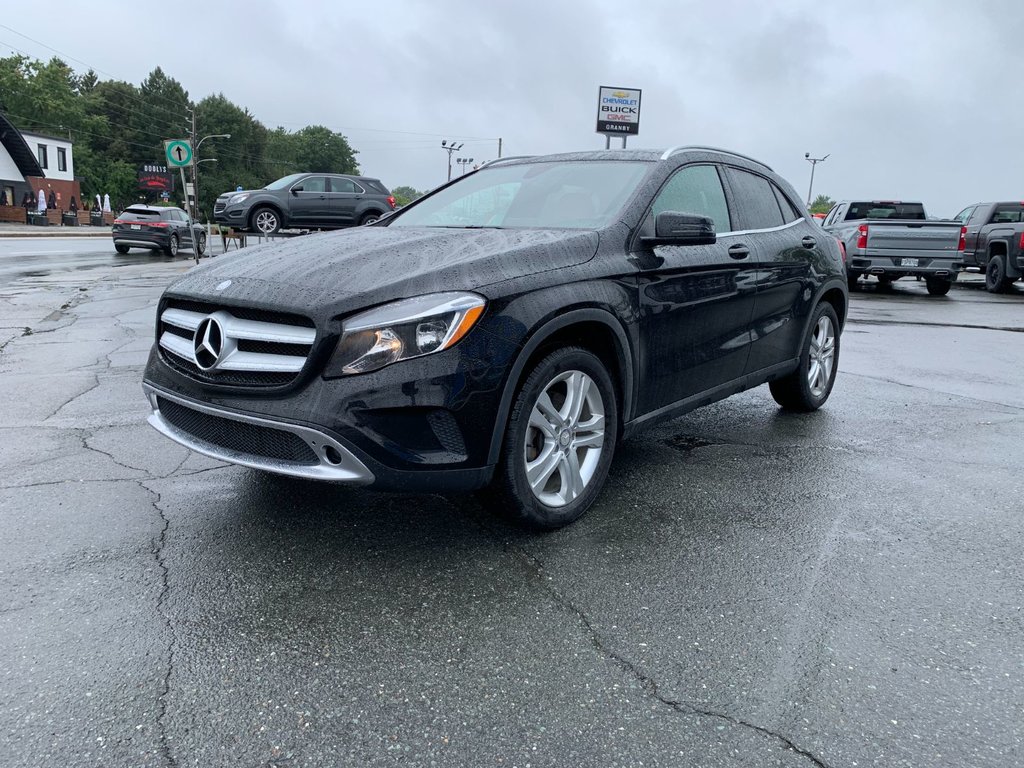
[[660, 145, 773, 171], [480, 155, 535, 168]]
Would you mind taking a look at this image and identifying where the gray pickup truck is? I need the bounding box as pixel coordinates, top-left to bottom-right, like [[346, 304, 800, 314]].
[[952, 201, 1024, 293], [822, 200, 963, 295]]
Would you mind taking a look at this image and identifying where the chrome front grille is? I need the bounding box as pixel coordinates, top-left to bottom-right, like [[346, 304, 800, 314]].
[[213, 202, 226, 214], [158, 301, 316, 387]]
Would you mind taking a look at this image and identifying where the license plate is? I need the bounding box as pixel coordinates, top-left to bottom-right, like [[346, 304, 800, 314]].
[[900, 257, 919, 267], [130, 224, 141, 230]]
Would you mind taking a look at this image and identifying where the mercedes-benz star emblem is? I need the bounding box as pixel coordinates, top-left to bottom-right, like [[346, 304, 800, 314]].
[[193, 317, 224, 371]]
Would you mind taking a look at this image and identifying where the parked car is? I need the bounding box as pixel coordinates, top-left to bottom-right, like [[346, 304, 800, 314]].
[[112, 205, 205, 257], [143, 147, 848, 529], [213, 173, 396, 235], [952, 201, 1024, 293], [822, 200, 964, 295]]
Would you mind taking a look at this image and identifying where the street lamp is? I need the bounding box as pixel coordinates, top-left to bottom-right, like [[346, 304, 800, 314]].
[[192, 133, 231, 220], [456, 157, 475, 176], [805, 152, 830, 208], [441, 139, 464, 182]]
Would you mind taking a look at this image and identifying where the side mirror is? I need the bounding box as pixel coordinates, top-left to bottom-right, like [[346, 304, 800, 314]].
[[644, 211, 716, 246], [291, 186, 303, 195]]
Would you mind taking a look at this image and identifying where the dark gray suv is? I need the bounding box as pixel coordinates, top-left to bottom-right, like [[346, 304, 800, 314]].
[[214, 173, 396, 234]]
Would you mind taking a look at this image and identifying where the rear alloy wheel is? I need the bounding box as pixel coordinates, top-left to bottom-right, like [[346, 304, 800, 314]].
[[925, 277, 952, 296], [487, 347, 618, 530], [114, 243, 129, 254], [985, 254, 1011, 293], [252, 207, 281, 235], [360, 212, 381, 226], [164, 234, 179, 257], [769, 302, 840, 412]]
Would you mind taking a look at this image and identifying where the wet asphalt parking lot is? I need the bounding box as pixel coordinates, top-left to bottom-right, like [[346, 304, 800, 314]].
[[1, 239, 1022, 767]]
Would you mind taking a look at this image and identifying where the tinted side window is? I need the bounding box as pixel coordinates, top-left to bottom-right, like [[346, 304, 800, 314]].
[[652, 164, 730, 233], [724, 168, 785, 230], [772, 183, 802, 223], [297, 177, 326, 193], [330, 178, 358, 194]]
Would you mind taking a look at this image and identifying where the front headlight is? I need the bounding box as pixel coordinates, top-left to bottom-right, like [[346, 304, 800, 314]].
[[325, 292, 486, 377], [228, 193, 250, 205]]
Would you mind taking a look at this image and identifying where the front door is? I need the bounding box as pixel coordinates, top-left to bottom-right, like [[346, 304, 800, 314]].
[[289, 176, 330, 226], [635, 163, 757, 415]]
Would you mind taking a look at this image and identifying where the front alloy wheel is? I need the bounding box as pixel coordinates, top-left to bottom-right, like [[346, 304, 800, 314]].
[[252, 208, 280, 235], [486, 347, 618, 529], [524, 370, 605, 508]]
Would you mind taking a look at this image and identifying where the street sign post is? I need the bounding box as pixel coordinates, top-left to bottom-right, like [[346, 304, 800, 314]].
[[163, 139, 199, 263]]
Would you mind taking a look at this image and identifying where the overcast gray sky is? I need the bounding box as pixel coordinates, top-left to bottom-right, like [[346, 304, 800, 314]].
[[4, 0, 1022, 214]]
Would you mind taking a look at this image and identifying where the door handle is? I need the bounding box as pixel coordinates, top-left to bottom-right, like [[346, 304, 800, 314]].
[[801, 236, 817, 249], [727, 244, 750, 259]]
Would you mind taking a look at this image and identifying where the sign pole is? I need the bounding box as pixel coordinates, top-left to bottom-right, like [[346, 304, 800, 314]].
[[178, 165, 198, 263]]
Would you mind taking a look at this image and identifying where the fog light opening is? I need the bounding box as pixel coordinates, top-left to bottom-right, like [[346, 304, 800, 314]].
[[323, 446, 343, 465]]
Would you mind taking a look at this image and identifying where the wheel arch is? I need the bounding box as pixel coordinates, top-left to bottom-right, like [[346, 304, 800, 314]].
[[485, 309, 634, 466]]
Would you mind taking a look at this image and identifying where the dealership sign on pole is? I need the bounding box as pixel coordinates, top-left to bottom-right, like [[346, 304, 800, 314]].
[[596, 86, 642, 143]]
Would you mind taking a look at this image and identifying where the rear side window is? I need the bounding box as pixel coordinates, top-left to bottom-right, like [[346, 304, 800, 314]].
[[844, 202, 926, 220], [772, 184, 803, 223], [361, 179, 389, 194], [989, 204, 1024, 223], [652, 164, 731, 233], [725, 168, 785, 230], [330, 178, 359, 194]]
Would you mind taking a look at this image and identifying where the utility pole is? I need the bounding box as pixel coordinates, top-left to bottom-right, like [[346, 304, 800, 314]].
[[497, 137, 502, 158], [805, 152, 830, 208], [441, 140, 463, 182], [189, 107, 197, 220]]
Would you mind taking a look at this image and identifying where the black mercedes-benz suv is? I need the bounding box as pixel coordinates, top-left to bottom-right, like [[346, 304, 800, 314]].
[[144, 147, 847, 529]]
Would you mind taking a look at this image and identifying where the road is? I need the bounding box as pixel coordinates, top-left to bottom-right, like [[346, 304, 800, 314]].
[[1, 246, 1021, 767], [0, 235, 224, 285]]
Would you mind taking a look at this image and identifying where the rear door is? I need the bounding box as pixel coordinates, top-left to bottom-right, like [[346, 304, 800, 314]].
[[722, 166, 818, 375], [635, 163, 758, 414], [327, 177, 362, 226], [289, 176, 330, 225]]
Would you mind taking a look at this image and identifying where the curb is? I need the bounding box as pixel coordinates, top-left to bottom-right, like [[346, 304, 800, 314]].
[[0, 230, 111, 238]]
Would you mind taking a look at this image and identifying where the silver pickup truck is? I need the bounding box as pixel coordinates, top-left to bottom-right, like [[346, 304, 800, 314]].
[[821, 200, 964, 295]]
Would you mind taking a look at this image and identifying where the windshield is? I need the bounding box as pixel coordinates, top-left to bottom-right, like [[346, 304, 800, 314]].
[[264, 173, 307, 190], [389, 160, 652, 229]]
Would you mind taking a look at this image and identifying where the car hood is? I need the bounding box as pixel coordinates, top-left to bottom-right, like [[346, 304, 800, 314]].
[[163, 226, 600, 317], [216, 189, 261, 200]]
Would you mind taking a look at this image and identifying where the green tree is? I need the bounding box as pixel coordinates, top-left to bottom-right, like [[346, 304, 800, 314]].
[[810, 194, 834, 214], [291, 125, 358, 175], [391, 185, 423, 207]]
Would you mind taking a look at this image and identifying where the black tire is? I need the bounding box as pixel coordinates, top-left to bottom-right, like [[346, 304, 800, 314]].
[[847, 274, 859, 291], [114, 243, 129, 254], [164, 234, 179, 257], [877, 274, 895, 289], [769, 302, 840, 412], [360, 211, 381, 226], [195, 232, 206, 257], [485, 347, 619, 530], [251, 207, 281, 235], [925, 277, 952, 296], [985, 254, 1011, 293]]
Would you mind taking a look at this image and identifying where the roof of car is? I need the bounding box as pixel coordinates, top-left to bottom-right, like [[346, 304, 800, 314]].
[[486, 146, 773, 172]]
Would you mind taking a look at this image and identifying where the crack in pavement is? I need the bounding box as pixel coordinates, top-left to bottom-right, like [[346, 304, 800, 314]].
[[479, 522, 831, 768], [141, 479, 178, 768], [844, 370, 1024, 413]]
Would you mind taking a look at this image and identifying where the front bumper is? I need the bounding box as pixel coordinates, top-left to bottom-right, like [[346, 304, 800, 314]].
[[142, 324, 519, 491], [214, 203, 248, 227]]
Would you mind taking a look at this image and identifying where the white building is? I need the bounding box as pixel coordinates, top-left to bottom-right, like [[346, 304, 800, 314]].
[[20, 131, 74, 181]]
